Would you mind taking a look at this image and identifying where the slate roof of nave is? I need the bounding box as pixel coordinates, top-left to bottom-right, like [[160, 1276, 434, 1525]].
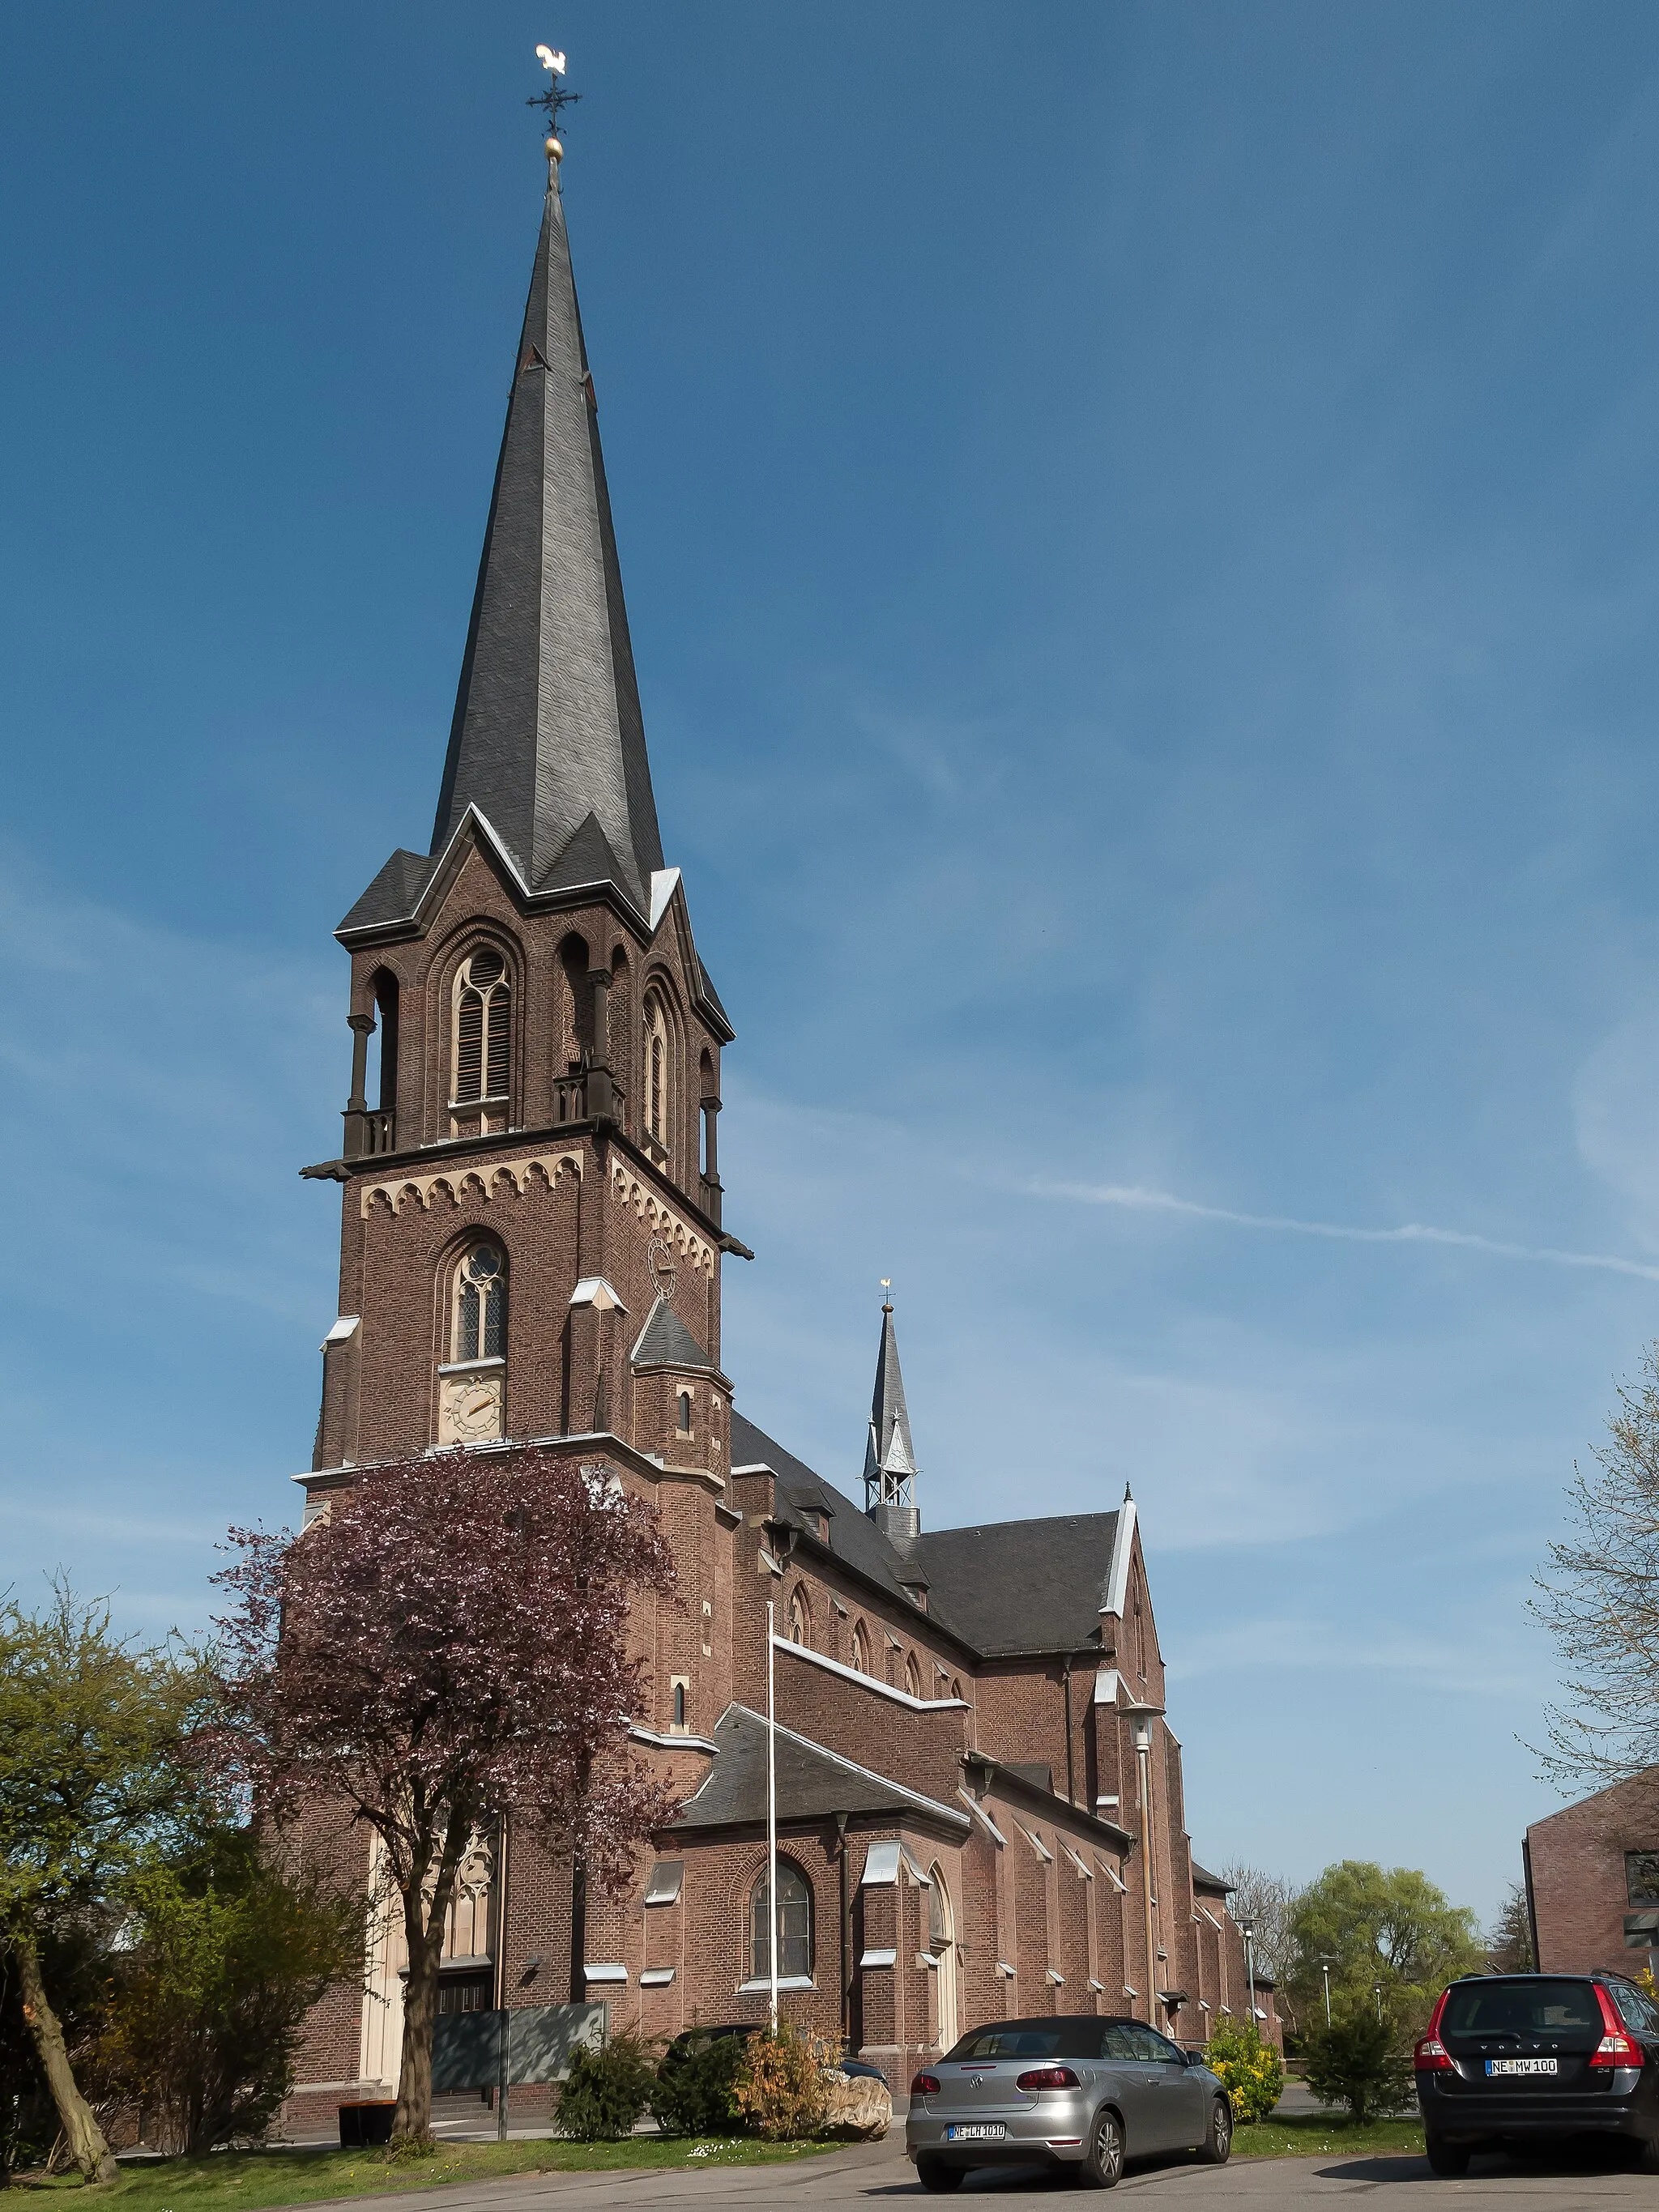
[[731, 1410, 1122, 1661], [669, 1704, 970, 1835]]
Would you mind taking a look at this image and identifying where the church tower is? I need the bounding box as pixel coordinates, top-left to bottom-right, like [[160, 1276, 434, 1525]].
[[304, 142, 739, 1520]]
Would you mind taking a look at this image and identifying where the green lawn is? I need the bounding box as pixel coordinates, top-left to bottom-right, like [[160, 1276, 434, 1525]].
[[1234, 2112, 1425, 2160], [16, 2137, 838, 2212]]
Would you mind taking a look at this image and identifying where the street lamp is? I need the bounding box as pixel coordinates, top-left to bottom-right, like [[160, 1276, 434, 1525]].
[[1374, 1982, 1383, 2023], [1321, 1962, 1332, 2027], [1238, 1917, 1256, 2033]]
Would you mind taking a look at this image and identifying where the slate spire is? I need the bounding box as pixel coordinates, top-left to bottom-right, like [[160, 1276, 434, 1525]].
[[864, 1299, 920, 1545], [430, 159, 664, 913]]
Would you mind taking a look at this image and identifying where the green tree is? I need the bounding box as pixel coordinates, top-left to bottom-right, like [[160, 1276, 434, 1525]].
[[1302, 2009, 1414, 2124], [0, 1583, 203, 2181], [1286, 1861, 1483, 2033], [100, 1829, 364, 2154]]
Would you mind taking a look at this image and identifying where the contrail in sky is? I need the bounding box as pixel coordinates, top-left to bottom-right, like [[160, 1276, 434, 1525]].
[[1032, 1180, 1659, 1284]]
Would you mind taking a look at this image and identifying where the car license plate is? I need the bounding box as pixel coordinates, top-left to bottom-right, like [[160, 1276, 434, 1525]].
[[1485, 2058, 1557, 2077], [945, 2123, 1007, 2141]]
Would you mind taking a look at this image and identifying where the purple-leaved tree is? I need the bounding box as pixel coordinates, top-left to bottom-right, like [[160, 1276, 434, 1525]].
[[207, 1447, 677, 2142]]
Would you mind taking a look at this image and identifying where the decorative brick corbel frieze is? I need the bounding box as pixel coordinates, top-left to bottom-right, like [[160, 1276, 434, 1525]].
[[359, 1149, 583, 1217], [607, 1158, 717, 1275]]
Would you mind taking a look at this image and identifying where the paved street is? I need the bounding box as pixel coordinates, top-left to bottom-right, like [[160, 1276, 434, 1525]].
[[278, 2137, 1659, 2208]]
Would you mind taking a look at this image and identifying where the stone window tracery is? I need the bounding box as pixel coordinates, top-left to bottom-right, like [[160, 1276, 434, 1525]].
[[788, 1587, 808, 1646], [453, 1242, 506, 1363], [851, 1622, 870, 1674]]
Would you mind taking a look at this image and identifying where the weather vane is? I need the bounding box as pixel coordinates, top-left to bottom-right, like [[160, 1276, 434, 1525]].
[[529, 45, 581, 162], [880, 1276, 893, 1311]]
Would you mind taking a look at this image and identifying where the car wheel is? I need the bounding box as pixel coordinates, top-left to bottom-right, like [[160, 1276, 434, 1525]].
[[915, 2157, 963, 2193], [1636, 2133, 1659, 2176], [1424, 2134, 1470, 2178], [1082, 2107, 1124, 2189], [1196, 2095, 1232, 2164]]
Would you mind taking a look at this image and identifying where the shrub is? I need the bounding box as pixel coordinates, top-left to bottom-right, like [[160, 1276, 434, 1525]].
[[557, 2031, 658, 2141], [731, 2026, 832, 2141], [1302, 2010, 1414, 2124], [1202, 2020, 1283, 2122], [651, 2031, 748, 2137], [100, 1832, 363, 2154]]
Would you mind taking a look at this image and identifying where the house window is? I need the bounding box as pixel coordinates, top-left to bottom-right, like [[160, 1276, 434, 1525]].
[[850, 1623, 869, 1674], [454, 1242, 506, 1362], [1627, 1852, 1659, 1906], [676, 1389, 693, 1435], [750, 1860, 812, 1983], [453, 946, 510, 1104], [643, 994, 670, 1149], [788, 1588, 808, 1646]]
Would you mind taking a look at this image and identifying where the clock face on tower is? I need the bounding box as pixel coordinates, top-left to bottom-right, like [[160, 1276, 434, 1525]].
[[439, 1369, 504, 1445]]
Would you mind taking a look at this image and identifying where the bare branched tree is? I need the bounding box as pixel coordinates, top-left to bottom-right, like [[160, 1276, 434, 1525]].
[[1217, 1863, 1297, 1985], [1532, 1343, 1659, 1787]]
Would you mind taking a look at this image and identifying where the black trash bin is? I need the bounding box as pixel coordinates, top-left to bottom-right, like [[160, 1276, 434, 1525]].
[[338, 2100, 396, 2148]]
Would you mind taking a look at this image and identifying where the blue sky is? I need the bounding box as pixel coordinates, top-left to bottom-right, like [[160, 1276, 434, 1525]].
[[6, 1, 1659, 1925]]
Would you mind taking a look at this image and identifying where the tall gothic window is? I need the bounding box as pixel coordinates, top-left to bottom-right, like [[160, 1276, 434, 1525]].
[[850, 1622, 869, 1675], [905, 1652, 923, 1699], [454, 947, 511, 1105], [788, 1588, 808, 1646], [642, 993, 670, 1149], [453, 1242, 506, 1362], [749, 1860, 812, 1984]]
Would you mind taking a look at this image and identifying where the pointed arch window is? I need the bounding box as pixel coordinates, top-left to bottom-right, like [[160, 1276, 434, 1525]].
[[905, 1652, 923, 1700], [788, 1588, 808, 1647], [850, 1622, 869, 1675], [749, 1859, 812, 1984], [453, 947, 511, 1106], [452, 1242, 506, 1363], [642, 992, 670, 1152]]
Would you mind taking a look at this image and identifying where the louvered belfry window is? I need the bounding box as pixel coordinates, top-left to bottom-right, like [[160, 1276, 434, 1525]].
[[453, 947, 510, 1104], [643, 993, 670, 1148]]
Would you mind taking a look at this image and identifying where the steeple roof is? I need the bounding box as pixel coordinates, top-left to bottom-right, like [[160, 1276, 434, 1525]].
[[339, 162, 665, 941], [864, 1302, 919, 1524], [431, 165, 663, 910]]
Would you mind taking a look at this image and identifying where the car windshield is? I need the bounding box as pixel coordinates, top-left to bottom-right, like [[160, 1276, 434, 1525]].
[[947, 2019, 1104, 2061], [1440, 1980, 1599, 2034]]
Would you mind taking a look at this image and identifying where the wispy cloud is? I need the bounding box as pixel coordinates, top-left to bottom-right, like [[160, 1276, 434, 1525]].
[[1030, 1179, 1659, 1284]]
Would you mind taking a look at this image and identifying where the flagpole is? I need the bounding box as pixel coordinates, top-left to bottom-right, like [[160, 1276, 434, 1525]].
[[766, 1600, 778, 2035]]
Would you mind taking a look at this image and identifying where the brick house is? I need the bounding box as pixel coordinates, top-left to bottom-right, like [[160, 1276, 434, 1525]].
[[281, 145, 1275, 2123], [1527, 1775, 1659, 1982]]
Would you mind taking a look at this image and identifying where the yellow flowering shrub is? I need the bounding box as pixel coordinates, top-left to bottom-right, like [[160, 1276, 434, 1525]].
[[1202, 2020, 1283, 2123]]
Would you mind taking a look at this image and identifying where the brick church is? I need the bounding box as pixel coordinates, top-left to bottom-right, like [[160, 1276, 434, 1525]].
[[286, 137, 1274, 2114]]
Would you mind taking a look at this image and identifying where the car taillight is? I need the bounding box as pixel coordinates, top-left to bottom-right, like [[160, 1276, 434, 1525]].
[[1016, 2066, 1081, 2091], [911, 2072, 940, 2095], [1415, 1988, 1454, 2072], [1589, 1984, 1640, 2068]]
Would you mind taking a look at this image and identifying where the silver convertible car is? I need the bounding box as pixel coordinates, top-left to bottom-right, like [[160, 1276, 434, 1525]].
[[905, 2015, 1233, 2190]]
